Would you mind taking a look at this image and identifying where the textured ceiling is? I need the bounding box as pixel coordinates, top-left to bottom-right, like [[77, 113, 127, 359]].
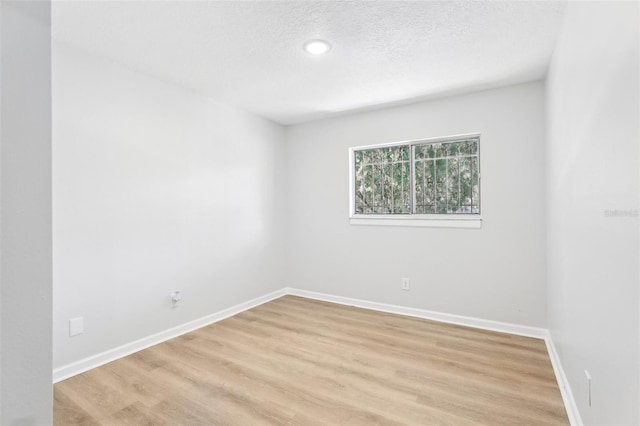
[[52, 1, 567, 125]]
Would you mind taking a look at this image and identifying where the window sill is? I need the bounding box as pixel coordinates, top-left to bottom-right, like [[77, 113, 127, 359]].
[[349, 215, 482, 229]]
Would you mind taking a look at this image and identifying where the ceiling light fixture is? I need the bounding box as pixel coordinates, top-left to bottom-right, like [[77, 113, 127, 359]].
[[303, 39, 331, 55]]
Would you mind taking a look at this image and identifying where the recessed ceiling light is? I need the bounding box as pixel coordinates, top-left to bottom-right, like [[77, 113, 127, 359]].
[[303, 39, 331, 55]]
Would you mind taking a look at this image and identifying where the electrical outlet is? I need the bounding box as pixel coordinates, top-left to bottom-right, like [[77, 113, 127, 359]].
[[69, 317, 84, 337], [401, 277, 410, 291], [170, 291, 182, 308]]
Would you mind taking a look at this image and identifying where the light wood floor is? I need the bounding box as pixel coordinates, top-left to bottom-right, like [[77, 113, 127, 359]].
[[54, 295, 569, 425]]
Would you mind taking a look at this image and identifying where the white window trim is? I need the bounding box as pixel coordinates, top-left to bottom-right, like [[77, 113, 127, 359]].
[[348, 133, 482, 229]]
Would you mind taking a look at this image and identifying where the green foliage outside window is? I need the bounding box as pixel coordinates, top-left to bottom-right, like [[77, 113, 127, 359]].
[[354, 138, 479, 215]]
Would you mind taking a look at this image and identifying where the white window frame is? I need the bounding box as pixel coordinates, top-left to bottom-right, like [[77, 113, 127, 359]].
[[349, 133, 482, 229]]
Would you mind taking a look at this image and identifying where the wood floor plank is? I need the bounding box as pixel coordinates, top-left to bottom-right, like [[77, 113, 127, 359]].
[[54, 387, 101, 426], [56, 370, 138, 422], [106, 402, 169, 426], [54, 295, 569, 425]]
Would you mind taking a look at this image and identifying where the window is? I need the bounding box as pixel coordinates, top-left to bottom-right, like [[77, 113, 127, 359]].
[[349, 134, 481, 228]]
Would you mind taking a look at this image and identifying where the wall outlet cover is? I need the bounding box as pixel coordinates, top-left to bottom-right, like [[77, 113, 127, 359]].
[[69, 317, 84, 337]]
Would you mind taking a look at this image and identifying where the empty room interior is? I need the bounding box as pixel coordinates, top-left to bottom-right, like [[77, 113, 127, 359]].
[[0, 0, 639, 425]]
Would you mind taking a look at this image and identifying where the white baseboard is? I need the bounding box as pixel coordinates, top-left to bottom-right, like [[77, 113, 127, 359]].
[[543, 331, 583, 426], [52, 288, 287, 383], [286, 288, 580, 426], [286, 288, 548, 339], [53, 286, 581, 426]]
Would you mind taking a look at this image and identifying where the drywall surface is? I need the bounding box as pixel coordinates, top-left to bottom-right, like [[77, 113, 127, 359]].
[[0, 1, 53, 424], [51, 1, 566, 125], [546, 2, 639, 425], [285, 81, 546, 327], [53, 42, 286, 368]]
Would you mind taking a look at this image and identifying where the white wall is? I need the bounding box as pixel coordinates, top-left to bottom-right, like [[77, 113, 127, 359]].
[[546, 2, 639, 425], [52, 42, 286, 369], [285, 81, 547, 327], [0, 1, 53, 424]]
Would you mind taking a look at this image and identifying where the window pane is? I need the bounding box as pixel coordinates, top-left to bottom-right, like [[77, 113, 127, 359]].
[[445, 142, 459, 157], [362, 149, 371, 165], [467, 140, 478, 155], [424, 160, 435, 214], [471, 156, 479, 212], [414, 157, 424, 214], [435, 158, 447, 213], [354, 137, 478, 217], [382, 163, 391, 213], [402, 161, 411, 212], [354, 145, 411, 215], [425, 144, 435, 159], [354, 151, 364, 213], [446, 156, 460, 213], [457, 140, 477, 155], [400, 146, 409, 161], [372, 162, 381, 213], [393, 158, 405, 213], [459, 157, 473, 213], [363, 164, 372, 213]]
